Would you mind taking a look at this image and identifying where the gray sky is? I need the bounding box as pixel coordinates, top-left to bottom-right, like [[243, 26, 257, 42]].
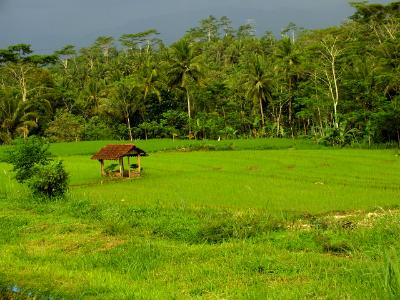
[[0, 0, 391, 53]]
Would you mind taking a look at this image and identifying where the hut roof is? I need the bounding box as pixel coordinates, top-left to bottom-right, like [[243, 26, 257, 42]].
[[91, 144, 146, 160]]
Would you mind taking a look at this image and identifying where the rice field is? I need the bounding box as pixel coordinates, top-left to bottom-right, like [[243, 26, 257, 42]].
[[0, 139, 400, 299]]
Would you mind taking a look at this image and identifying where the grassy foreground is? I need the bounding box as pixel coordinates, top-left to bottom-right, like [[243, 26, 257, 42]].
[[0, 139, 400, 299]]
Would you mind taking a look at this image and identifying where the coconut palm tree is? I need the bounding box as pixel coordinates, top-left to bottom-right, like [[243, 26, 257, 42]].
[[142, 57, 162, 101], [167, 39, 203, 133], [275, 35, 301, 135], [0, 93, 38, 142], [242, 54, 273, 128]]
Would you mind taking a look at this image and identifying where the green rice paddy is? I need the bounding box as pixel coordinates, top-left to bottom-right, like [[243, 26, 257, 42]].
[[0, 139, 400, 299]]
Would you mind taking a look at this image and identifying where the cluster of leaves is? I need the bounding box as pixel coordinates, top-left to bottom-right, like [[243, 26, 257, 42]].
[[4, 137, 69, 198], [28, 160, 69, 198], [0, 2, 399, 146], [5, 136, 51, 182]]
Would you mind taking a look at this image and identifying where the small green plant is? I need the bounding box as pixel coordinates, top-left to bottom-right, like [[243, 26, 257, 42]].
[[28, 160, 69, 198]]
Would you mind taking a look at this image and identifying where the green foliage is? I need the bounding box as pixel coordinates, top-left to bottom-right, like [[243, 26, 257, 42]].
[[370, 108, 400, 145], [242, 54, 272, 128], [84, 116, 116, 141], [319, 124, 362, 147], [159, 110, 188, 138], [2, 1, 400, 145], [27, 160, 69, 198], [45, 111, 84, 142], [4, 137, 51, 182], [2, 136, 69, 199], [138, 121, 160, 140], [0, 90, 39, 144], [350, 1, 400, 23]]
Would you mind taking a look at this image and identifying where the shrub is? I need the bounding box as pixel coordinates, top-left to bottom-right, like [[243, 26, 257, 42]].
[[5, 137, 51, 182], [28, 160, 69, 198], [4, 136, 69, 198]]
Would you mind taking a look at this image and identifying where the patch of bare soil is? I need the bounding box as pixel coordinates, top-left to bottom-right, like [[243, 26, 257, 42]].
[[288, 208, 400, 231]]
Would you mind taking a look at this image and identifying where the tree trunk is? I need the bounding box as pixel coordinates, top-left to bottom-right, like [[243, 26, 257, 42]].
[[186, 88, 191, 120], [333, 101, 339, 129], [321, 38, 341, 130], [186, 88, 192, 135], [7, 65, 30, 103], [276, 103, 282, 137], [317, 107, 324, 136], [288, 76, 293, 137], [23, 126, 28, 139], [126, 113, 133, 141], [259, 97, 265, 127], [21, 73, 27, 103], [325, 69, 339, 129], [331, 57, 339, 129]]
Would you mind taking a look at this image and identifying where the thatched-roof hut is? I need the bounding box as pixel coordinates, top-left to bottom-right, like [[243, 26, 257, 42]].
[[91, 144, 147, 178]]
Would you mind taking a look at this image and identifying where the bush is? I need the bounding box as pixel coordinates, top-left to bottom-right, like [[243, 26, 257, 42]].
[[5, 137, 51, 182], [4, 136, 69, 198], [28, 160, 69, 198]]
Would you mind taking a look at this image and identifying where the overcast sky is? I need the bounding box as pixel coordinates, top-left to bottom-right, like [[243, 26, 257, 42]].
[[0, 0, 391, 53]]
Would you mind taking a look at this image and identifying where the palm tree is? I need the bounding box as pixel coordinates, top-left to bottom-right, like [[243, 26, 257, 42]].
[[167, 39, 203, 133], [142, 57, 162, 101], [0, 94, 38, 142], [81, 78, 106, 117], [275, 36, 301, 135], [242, 54, 272, 128]]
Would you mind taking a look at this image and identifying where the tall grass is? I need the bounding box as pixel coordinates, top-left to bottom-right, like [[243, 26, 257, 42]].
[[1, 191, 400, 299]]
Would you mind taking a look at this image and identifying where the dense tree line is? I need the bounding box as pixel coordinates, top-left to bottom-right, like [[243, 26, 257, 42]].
[[0, 2, 399, 146]]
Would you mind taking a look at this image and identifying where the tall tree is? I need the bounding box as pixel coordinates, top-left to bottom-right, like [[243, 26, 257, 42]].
[[275, 34, 301, 135], [317, 35, 344, 129], [107, 77, 143, 141], [242, 54, 273, 128], [167, 39, 203, 133]]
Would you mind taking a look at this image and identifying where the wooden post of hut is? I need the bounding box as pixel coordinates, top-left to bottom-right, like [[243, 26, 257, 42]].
[[137, 154, 141, 174], [119, 157, 124, 177], [91, 144, 147, 178], [100, 159, 105, 176], [127, 156, 131, 178]]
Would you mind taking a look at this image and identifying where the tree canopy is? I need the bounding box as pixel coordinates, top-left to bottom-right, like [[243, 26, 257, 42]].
[[1, 2, 399, 146]]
